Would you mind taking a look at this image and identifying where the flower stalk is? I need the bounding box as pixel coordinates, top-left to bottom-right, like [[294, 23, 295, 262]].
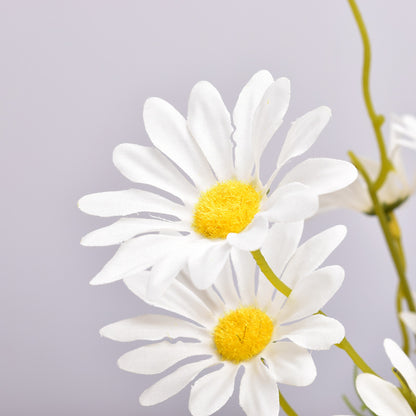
[[279, 392, 299, 416]]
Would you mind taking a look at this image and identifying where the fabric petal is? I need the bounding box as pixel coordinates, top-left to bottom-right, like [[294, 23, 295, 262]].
[[277, 106, 331, 170], [143, 97, 216, 190], [276, 314, 345, 350], [100, 314, 206, 342], [187, 81, 234, 181], [239, 360, 279, 416], [233, 70, 274, 180], [356, 373, 414, 416], [264, 341, 316, 386], [139, 357, 218, 406], [231, 247, 257, 304], [213, 260, 240, 310], [279, 158, 358, 195], [118, 341, 212, 375], [384, 338, 416, 393], [78, 189, 188, 219], [277, 266, 344, 323], [189, 363, 238, 416], [113, 143, 197, 204], [282, 225, 347, 288], [400, 311, 416, 334], [263, 182, 319, 222], [226, 214, 269, 251]]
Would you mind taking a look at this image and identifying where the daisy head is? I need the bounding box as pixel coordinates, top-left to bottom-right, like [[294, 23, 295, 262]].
[[79, 70, 357, 296], [100, 222, 346, 415]]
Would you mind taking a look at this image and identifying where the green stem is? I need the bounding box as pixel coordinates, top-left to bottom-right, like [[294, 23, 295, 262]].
[[349, 152, 416, 314], [279, 392, 298, 416], [397, 284, 410, 355], [346, 0, 392, 190], [251, 250, 376, 375]]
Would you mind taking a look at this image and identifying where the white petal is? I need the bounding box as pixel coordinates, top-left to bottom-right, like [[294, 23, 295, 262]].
[[113, 143, 197, 204], [90, 234, 179, 285], [81, 217, 188, 246], [213, 260, 240, 310], [277, 106, 331, 169], [239, 360, 279, 416], [384, 338, 416, 394], [139, 357, 217, 406], [118, 341, 211, 375], [100, 314, 206, 342], [187, 81, 234, 180], [276, 314, 345, 350], [256, 272, 277, 310], [226, 214, 269, 251], [143, 97, 216, 190], [282, 225, 347, 288], [400, 311, 416, 334], [233, 70, 274, 180], [277, 266, 344, 323], [252, 77, 291, 173], [125, 272, 217, 328], [264, 341, 316, 386], [189, 363, 238, 416], [188, 240, 230, 290], [78, 189, 188, 219], [263, 182, 319, 222], [261, 221, 304, 277], [231, 247, 257, 304], [279, 158, 358, 195], [356, 373, 414, 416]]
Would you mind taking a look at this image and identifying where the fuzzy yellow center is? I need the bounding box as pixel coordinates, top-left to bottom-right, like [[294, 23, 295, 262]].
[[213, 307, 274, 363], [192, 180, 262, 239]]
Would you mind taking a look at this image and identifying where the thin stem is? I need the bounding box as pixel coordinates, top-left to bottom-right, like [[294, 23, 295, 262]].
[[251, 250, 376, 375], [397, 284, 410, 355], [349, 152, 416, 313], [279, 392, 298, 416], [347, 0, 392, 190]]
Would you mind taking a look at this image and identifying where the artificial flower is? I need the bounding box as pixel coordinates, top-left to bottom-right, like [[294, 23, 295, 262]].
[[79, 70, 356, 296], [100, 222, 346, 415], [337, 339, 416, 416], [321, 114, 416, 214]]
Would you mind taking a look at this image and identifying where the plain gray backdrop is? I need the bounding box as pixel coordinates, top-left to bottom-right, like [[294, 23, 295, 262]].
[[1, 0, 416, 415]]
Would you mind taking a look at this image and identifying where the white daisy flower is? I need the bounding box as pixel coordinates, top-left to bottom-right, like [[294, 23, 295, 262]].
[[338, 339, 416, 416], [321, 114, 416, 214], [79, 70, 357, 296], [100, 223, 346, 416]]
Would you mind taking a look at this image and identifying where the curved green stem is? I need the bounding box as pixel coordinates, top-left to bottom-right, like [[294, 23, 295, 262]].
[[251, 250, 376, 375], [347, 0, 392, 190], [279, 392, 298, 416], [397, 284, 410, 355]]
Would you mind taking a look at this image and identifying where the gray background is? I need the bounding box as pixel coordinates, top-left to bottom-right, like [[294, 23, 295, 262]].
[[1, 0, 416, 414]]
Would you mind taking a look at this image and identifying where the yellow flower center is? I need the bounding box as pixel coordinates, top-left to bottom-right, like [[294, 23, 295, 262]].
[[192, 180, 262, 239], [213, 307, 274, 363]]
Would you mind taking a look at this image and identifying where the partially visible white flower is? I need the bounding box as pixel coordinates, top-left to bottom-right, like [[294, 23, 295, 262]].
[[400, 292, 416, 335], [79, 70, 357, 297], [321, 114, 416, 214], [100, 223, 346, 416], [337, 339, 416, 416]]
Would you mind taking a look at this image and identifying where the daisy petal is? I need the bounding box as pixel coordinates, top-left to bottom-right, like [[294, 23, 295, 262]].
[[239, 360, 279, 416], [113, 143, 197, 204], [279, 158, 358, 195], [282, 225, 347, 287], [277, 266, 344, 323], [213, 260, 240, 309], [187, 81, 234, 181], [233, 70, 274, 180], [78, 189, 188, 218], [227, 214, 269, 251], [277, 106, 331, 169], [384, 338, 416, 393], [81, 218, 188, 247], [143, 97, 216, 190], [400, 311, 416, 334], [118, 341, 211, 375], [263, 182, 319, 222], [100, 314, 206, 342], [264, 341, 316, 386], [276, 314, 345, 350], [231, 248, 256, 304], [356, 373, 414, 416], [139, 358, 217, 406], [189, 363, 238, 416]]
